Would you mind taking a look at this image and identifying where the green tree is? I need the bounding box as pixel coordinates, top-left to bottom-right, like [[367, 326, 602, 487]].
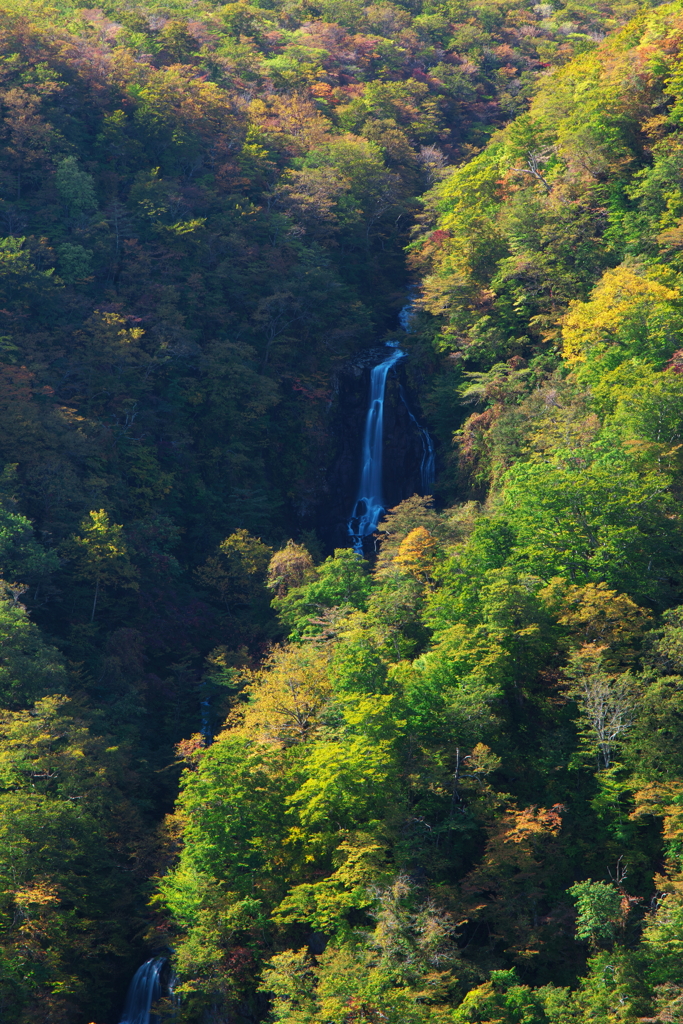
[[274, 548, 371, 639], [0, 593, 67, 708], [500, 451, 683, 605], [567, 880, 623, 946], [197, 529, 272, 610], [0, 486, 58, 590], [159, 733, 287, 1013], [453, 970, 547, 1024], [54, 156, 97, 216]]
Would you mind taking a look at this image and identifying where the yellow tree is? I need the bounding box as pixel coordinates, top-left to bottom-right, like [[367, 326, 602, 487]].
[[65, 510, 139, 621], [268, 540, 314, 598], [233, 643, 331, 747], [394, 526, 438, 585], [540, 578, 652, 664], [561, 264, 681, 375]]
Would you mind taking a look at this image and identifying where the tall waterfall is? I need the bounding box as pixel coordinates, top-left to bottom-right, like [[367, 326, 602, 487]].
[[119, 958, 165, 1024], [347, 342, 405, 553]]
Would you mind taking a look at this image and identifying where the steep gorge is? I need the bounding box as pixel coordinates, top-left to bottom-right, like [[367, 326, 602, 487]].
[[1, 0, 683, 1021]]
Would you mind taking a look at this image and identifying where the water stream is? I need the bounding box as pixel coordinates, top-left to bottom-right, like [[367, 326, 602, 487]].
[[347, 341, 405, 553], [399, 384, 435, 493], [119, 958, 165, 1024], [346, 289, 438, 553]]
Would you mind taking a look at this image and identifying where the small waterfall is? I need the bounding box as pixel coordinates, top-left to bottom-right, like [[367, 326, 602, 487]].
[[348, 342, 405, 553], [397, 290, 436, 492], [398, 290, 417, 332], [399, 385, 435, 493], [119, 958, 165, 1024], [200, 680, 211, 744]]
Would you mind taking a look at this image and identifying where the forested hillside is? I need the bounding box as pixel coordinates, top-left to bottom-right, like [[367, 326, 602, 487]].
[[1, 0, 683, 1020]]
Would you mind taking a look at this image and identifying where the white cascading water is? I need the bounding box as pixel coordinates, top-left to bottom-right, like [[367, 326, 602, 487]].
[[347, 294, 436, 552], [119, 958, 165, 1024], [347, 341, 405, 553]]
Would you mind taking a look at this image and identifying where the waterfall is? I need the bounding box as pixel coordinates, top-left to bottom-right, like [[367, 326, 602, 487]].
[[399, 384, 435, 493], [347, 342, 405, 553], [200, 681, 211, 743], [346, 290, 436, 552], [119, 958, 165, 1024], [397, 291, 436, 492], [398, 291, 417, 332]]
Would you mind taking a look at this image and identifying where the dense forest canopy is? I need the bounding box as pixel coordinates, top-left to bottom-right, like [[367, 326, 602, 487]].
[[1, 0, 683, 1020]]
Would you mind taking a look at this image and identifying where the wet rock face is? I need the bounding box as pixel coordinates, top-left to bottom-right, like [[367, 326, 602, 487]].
[[318, 349, 427, 552]]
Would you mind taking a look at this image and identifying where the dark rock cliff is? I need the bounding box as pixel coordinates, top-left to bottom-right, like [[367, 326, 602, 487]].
[[318, 346, 430, 552]]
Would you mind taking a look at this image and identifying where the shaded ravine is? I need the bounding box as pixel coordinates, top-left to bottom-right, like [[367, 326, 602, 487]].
[[123, 319, 437, 1014]]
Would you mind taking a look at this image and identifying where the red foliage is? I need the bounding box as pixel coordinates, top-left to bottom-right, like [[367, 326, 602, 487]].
[[429, 229, 452, 247], [666, 349, 683, 373]]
